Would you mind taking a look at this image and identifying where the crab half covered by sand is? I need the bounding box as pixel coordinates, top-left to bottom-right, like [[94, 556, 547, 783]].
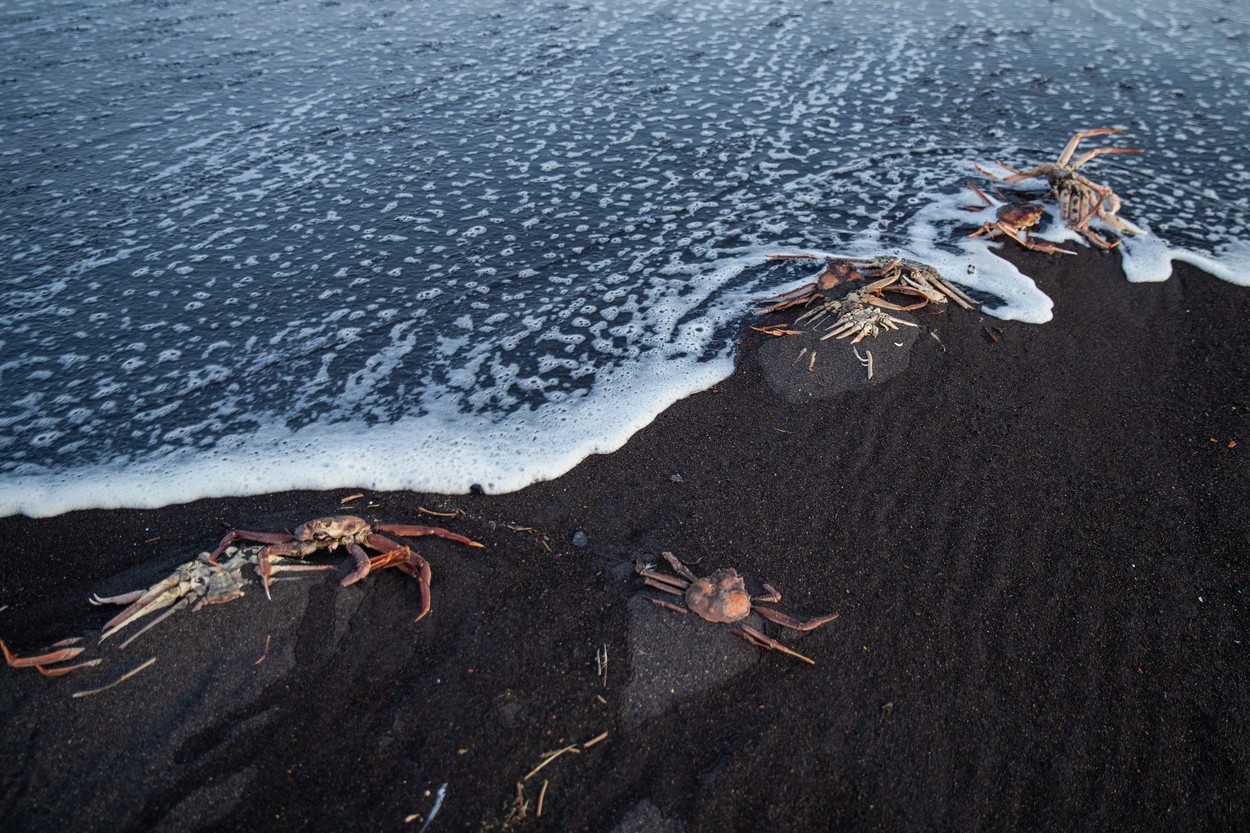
[[636, 551, 839, 664]]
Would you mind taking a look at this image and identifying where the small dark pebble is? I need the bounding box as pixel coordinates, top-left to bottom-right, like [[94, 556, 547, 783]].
[[572, 530, 589, 547], [469, 483, 484, 495]]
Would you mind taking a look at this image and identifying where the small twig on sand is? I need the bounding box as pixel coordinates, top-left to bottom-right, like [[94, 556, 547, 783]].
[[582, 731, 609, 749], [72, 657, 156, 699], [536, 779, 549, 818], [595, 644, 608, 688], [339, 493, 364, 505], [419, 506, 461, 518], [253, 634, 272, 666], [524, 744, 580, 781]]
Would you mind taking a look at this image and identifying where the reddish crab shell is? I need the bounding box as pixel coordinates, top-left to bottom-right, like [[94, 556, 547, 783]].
[[685, 568, 753, 623], [293, 515, 372, 547], [995, 202, 1046, 230]]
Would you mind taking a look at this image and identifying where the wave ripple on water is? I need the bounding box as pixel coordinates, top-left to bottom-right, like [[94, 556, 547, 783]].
[[2, 0, 1248, 517]]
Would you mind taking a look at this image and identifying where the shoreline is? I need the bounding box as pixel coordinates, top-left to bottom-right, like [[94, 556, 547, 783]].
[[2, 248, 1249, 832]]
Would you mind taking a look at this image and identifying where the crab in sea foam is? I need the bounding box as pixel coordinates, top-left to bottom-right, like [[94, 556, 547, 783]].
[[975, 127, 1143, 249]]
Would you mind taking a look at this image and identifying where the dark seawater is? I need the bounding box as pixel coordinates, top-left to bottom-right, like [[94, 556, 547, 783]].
[[2, 0, 1248, 516]]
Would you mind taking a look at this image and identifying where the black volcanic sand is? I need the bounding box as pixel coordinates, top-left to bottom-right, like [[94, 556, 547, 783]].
[[2, 248, 1248, 832]]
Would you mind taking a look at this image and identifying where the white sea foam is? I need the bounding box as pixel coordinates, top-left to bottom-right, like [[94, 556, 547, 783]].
[[1, 0, 1248, 518]]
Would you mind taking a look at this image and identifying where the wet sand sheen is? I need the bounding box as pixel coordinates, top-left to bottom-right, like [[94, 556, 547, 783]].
[[1, 248, 1248, 832]]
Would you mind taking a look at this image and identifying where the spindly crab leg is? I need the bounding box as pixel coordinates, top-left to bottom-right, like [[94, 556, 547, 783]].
[[1056, 128, 1142, 168], [661, 551, 700, 583], [94, 572, 189, 639], [649, 598, 689, 615], [1, 636, 102, 676], [209, 529, 294, 562], [756, 607, 841, 631], [636, 558, 690, 596], [374, 524, 485, 550], [730, 624, 815, 665]]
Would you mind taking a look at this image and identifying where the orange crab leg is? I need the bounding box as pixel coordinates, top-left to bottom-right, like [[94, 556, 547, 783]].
[[34, 658, 103, 677], [1, 637, 86, 669], [373, 524, 484, 550]]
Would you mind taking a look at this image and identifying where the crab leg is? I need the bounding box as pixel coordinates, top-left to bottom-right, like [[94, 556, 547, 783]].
[[1056, 127, 1124, 167], [649, 598, 688, 615], [641, 576, 687, 596], [96, 574, 187, 638], [1069, 146, 1143, 170], [115, 598, 190, 649], [923, 274, 978, 310], [757, 281, 817, 304], [661, 551, 700, 583], [341, 542, 374, 586], [731, 624, 815, 665], [373, 524, 485, 550], [979, 222, 1074, 256], [756, 607, 841, 632], [210, 529, 294, 561], [89, 589, 145, 606], [255, 547, 337, 599], [1, 637, 86, 668], [751, 584, 782, 604]]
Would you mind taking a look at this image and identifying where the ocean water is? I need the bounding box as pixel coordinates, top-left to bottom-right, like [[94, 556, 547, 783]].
[[2, 0, 1248, 518]]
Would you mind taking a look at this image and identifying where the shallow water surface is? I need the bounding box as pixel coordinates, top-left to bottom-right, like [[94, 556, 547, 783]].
[[2, 0, 1248, 516]]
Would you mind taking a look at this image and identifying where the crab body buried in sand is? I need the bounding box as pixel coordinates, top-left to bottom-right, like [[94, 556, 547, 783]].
[[976, 128, 1143, 249], [637, 551, 840, 664]]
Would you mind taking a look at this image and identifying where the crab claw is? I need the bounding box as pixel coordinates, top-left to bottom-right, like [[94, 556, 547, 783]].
[[366, 547, 433, 622]]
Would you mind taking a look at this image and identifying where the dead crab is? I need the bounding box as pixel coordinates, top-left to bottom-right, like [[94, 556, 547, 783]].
[[636, 551, 840, 665], [964, 182, 1075, 255], [206, 515, 484, 614], [757, 254, 974, 349], [760, 254, 975, 317], [87, 546, 332, 648], [976, 128, 1143, 249]]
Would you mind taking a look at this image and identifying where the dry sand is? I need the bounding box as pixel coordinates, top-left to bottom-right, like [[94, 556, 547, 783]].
[[2, 247, 1248, 832]]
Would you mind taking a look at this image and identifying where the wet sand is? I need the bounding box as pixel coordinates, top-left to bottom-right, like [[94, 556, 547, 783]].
[[2, 247, 1248, 832]]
